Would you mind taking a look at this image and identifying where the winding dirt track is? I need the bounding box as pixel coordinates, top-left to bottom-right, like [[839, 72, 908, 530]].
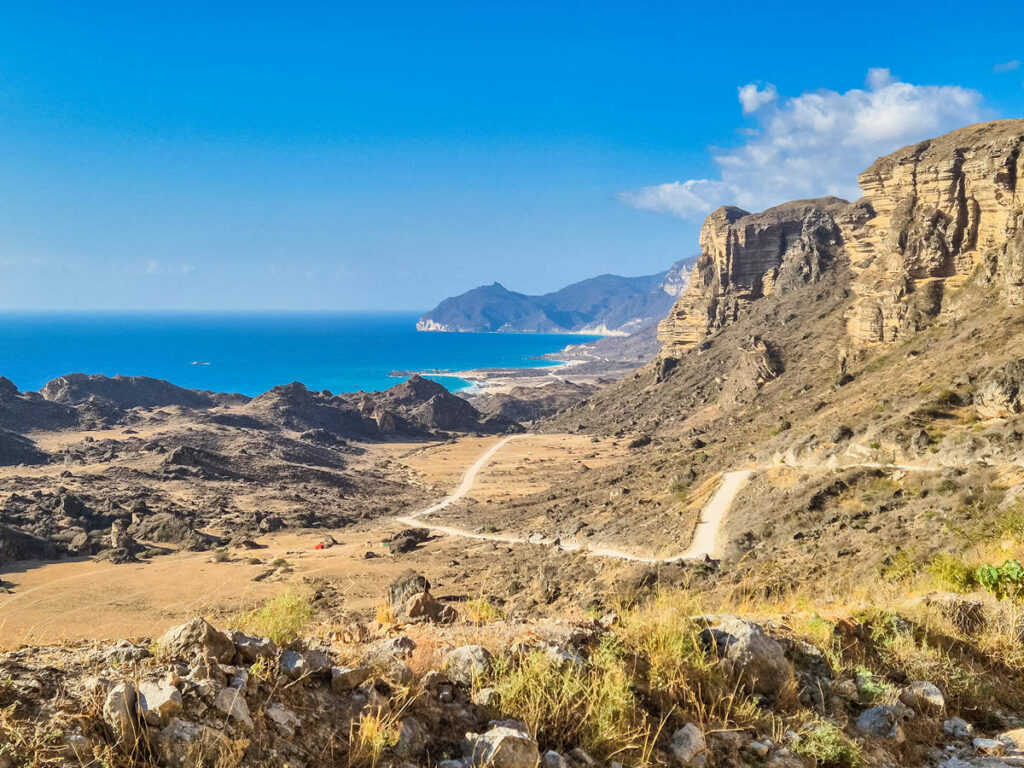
[[394, 435, 753, 562]]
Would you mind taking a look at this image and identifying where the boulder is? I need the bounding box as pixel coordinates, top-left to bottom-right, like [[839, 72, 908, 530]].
[[332, 665, 372, 692], [394, 715, 429, 759], [228, 630, 277, 662], [157, 618, 235, 663], [698, 617, 793, 697], [136, 680, 182, 727], [899, 681, 945, 714], [856, 706, 908, 742], [390, 570, 430, 606], [443, 645, 494, 686], [102, 682, 141, 749], [280, 649, 332, 680], [670, 723, 706, 766], [467, 721, 540, 768], [214, 686, 253, 731]]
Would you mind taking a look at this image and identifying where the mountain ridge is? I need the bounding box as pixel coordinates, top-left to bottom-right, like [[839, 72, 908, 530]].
[[417, 257, 695, 335]]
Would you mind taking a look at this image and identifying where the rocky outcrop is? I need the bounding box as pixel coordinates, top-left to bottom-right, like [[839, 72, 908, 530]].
[[845, 120, 1024, 343], [246, 376, 518, 438], [40, 373, 247, 411], [657, 120, 1024, 355], [0, 376, 78, 432], [0, 428, 49, 466], [658, 198, 856, 355]]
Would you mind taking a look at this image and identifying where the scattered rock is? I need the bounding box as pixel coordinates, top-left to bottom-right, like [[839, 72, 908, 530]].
[[670, 723, 706, 766], [443, 645, 494, 686], [157, 618, 235, 664], [466, 721, 540, 768], [136, 680, 183, 726]]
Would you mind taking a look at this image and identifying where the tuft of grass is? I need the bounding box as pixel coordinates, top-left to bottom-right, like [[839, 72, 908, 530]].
[[348, 710, 400, 768], [793, 722, 864, 768], [489, 635, 647, 760], [375, 601, 396, 626], [925, 553, 977, 593], [235, 589, 313, 646], [463, 597, 504, 624]]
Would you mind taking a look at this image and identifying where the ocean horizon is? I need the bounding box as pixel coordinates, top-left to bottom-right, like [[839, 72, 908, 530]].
[[0, 311, 600, 397]]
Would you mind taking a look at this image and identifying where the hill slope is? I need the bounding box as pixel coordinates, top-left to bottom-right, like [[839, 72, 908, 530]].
[[418, 257, 694, 334]]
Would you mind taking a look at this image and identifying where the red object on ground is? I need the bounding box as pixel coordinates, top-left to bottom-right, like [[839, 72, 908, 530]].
[[314, 543, 325, 550]]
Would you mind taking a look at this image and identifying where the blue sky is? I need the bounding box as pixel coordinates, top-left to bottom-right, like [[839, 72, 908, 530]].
[[1, 1, 1022, 311]]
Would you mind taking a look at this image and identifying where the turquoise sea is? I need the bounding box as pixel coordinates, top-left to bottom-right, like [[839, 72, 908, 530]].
[[0, 313, 599, 396]]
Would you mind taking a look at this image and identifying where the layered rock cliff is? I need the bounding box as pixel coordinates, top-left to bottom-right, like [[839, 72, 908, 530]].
[[846, 119, 1024, 343], [658, 119, 1024, 355], [658, 197, 860, 355]]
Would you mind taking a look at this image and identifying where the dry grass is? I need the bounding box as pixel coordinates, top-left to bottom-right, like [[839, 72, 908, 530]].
[[462, 596, 505, 624]]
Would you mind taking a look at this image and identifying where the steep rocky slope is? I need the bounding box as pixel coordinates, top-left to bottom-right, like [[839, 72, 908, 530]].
[[536, 119, 1024, 576]]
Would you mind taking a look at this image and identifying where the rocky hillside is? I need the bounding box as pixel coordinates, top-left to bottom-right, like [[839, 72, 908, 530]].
[[418, 258, 694, 335], [6, 568, 1024, 768], [535, 118, 1024, 572]]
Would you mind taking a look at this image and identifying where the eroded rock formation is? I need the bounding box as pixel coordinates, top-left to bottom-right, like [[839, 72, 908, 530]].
[[658, 197, 857, 356], [846, 120, 1024, 343], [658, 119, 1024, 355]]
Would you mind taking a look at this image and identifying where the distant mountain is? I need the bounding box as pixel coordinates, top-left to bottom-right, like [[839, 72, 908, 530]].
[[417, 258, 696, 335]]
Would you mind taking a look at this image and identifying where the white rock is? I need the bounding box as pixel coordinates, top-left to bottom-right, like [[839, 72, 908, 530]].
[[136, 680, 182, 726], [102, 682, 140, 748], [214, 686, 253, 731], [467, 721, 540, 768], [670, 723, 706, 766]]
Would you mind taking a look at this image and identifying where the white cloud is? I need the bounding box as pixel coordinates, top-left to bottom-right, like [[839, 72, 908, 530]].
[[738, 83, 777, 115], [994, 59, 1020, 73], [622, 70, 988, 220]]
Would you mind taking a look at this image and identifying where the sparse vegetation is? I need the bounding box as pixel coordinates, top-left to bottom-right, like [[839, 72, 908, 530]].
[[793, 722, 865, 768], [236, 589, 313, 646], [463, 596, 505, 624]]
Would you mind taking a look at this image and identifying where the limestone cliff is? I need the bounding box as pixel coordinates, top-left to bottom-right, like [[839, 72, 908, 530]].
[[845, 119, 1024, 343], [658, 197, 857, 355], [658, 119, 1024, 355]]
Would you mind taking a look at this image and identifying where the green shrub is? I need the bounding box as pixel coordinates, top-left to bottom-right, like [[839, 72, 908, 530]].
[[977, 560, 1024, 602], [793, 723, 864, 768], [878, 551, 919, 584], [236, 589, 313, 646], [926, 553, 977, 593]]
